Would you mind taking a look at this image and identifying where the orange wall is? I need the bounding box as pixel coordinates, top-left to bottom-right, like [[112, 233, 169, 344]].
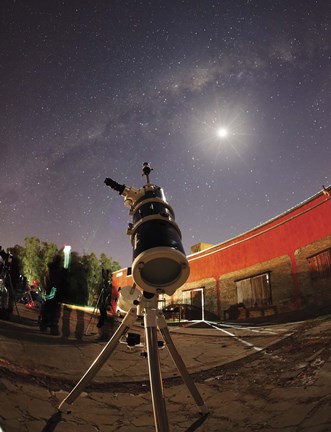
[[188, 194, 331, 281]]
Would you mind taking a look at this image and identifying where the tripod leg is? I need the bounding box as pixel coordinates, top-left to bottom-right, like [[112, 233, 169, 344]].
[[58, 307, 137, 412], [144, 308, 170, 432], [157, 312, 208, 415], [84, 306, 98, 335], [85, 290, 103, 335]]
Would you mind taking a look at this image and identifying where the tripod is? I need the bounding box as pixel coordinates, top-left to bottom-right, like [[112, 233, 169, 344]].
[[0, 265, 20, 319], [84, 287, 106, 336], [59, 292, 208, 432]]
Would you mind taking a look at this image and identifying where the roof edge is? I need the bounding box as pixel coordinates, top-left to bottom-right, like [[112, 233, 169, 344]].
[[187, 186, 330, 259]]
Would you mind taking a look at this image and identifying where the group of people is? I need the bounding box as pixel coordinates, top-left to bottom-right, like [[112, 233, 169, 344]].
[[39, 256, 115, 338], [1, 247, 116, 339]]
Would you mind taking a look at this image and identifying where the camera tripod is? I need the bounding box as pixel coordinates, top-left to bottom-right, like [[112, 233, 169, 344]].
[[0, 265, 20, 319], [84, 286, 108, 336], [59, 292, 208, 432]]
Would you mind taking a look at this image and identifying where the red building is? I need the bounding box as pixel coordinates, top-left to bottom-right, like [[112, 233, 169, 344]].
[[112, 188, 331, 321]]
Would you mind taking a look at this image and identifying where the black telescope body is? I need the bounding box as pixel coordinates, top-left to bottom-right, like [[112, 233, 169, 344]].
[[105, 164, 189, 295]]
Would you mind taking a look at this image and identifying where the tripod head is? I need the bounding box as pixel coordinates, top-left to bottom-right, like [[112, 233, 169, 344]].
[[105, 163, 189, 296]]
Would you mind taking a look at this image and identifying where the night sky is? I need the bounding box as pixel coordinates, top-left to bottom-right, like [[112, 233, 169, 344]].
[[1, 0, 330, 266]]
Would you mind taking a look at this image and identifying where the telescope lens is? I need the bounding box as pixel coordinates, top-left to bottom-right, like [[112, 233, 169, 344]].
[[132, 247, 190, 295], [140, 258, 181, 286]]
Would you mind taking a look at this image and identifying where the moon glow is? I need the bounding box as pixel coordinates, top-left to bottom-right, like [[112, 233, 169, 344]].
[[217, 128, 228, 138]]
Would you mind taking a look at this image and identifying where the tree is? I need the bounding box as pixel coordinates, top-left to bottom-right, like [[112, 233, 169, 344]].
[[111, 260, 121, 273], [21, 237, 43, 285], [41, 242, 58, 269], [99, 253, 113, 272], [99, 253, 121, 273], [40, 242, 58, 286]]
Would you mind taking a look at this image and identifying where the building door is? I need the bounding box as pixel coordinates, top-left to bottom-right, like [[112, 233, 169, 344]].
[[182, 288, 204, 320], [307, 248, 331, 301], [307, 249, 331, 281], [236, 273, 272, 307]]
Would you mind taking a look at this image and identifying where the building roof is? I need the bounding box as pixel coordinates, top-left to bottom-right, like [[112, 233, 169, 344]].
[[188, 186, 331, 259]]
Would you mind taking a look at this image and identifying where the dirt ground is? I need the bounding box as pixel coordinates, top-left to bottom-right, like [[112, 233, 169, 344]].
[[0, 312, 330, 432]]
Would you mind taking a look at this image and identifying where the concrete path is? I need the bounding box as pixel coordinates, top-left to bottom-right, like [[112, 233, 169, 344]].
[[0, 305, 296, 385], [0, 304, 330, 431]]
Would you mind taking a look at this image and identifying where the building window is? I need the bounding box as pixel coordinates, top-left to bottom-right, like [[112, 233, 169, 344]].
[[236, 273, 272, 308], [307, 249, 331, 280]]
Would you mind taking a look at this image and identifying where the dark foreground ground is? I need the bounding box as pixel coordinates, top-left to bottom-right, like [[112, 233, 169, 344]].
[[0, 304, 330, 432]]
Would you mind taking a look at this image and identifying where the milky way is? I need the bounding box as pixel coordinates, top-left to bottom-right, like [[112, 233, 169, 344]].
[[0, 0, 330, 266]]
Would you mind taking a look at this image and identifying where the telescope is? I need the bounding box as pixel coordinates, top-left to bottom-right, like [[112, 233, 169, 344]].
[[58, 163, 208, 432], [105, 162, 190, 296]]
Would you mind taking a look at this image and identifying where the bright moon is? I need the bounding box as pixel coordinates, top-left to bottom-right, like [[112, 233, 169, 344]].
[[217, 128, 228, 138]]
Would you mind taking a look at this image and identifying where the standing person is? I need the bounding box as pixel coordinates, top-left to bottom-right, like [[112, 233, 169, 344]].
[[39, 254, 67, 335], [0, 248, 15, 320], [96, 269, 114, 341]]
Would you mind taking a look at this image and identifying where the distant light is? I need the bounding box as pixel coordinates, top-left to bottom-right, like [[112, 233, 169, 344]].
[[217, 128, 228, 138], [64, 245, 71, 269]]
